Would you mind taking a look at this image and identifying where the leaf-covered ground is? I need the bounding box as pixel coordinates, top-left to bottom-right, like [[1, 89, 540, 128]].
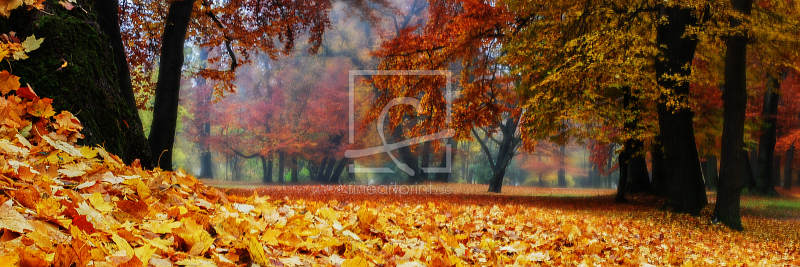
[[0, 83, 798, 266]]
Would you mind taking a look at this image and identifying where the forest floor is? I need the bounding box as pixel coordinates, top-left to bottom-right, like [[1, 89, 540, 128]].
[[206, 181, 800, 265]]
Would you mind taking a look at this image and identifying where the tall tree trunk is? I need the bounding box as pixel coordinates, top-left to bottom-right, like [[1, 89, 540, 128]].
[[393, 123, 423, 183], [750, 147, 758, 178], [4, 2, 152, 166], [774, 154, 782, 186], [479, 116, 521, 193], [715, 0, 753, 230], [420, 141, 431, 181], [628, 148, 651, 192], [755, 74, 781, 196], [348, 157, 355, 183], [706, 155, 718, 191], [194, 49, 213, 179], [741, 149, 757, 189], [278, 152, 285, 183], [260, 155, 272, 183], [461, 141, 469, 183], [96, 0, 144, 144], [651, 138, 667, 195], [315, 157, 329, 182], [784, 144, 795, 189], [328, 158, 348, 184], [700, 159, 709, 187], [558, 145, 567, 187], [199, 122, 214, 178], [231, 156, 241, 181], [655, 6, 708, 214], [148, 0, 196, 170], [615, 152, 629, 202], [291, 156, 298, 183]]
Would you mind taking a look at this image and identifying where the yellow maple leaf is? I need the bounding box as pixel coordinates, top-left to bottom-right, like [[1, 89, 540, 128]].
[[20, 34, 43, 53]]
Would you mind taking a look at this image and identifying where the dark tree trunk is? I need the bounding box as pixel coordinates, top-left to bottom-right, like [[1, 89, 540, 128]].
[[95, 0, 142, 134], [623, 86, 651, 193], [755, 74, 781, 196], [741, 149, 757, 189], [607, 145, 615, 189], [260, 155, 272, 183], [784, 144, 795, 189], [700, 159, 709, 187], [651, 138, 667, 195], [419, 141, 431, 181], [148, 0, 196, 170], [655, 6, 708, 214], [348, 158, 355, 183], [328, 158, 348, 184], [774, 154, 782, 186], [198, 122, 213, 178], [267, 156, 273, 183], [477, 116, 521, 193], [615, 152, 629, 202], [628, 152, 651, 192], [291, 156, 298, 183], [750, 147, 758, 178], [231, 156, 241, 181], [1, 2, 152, 166], [715, 0, 752, 230], [278, 152, 285, 183], [315, 156, 329, 182], [558, 145, 567, 187], [393, 123, 423, 184], [706, 155, 718, 191]]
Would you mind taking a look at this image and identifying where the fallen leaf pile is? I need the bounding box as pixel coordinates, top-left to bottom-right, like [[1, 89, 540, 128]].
[[0, 71, 799, 266], [0, 32, 43, 61]]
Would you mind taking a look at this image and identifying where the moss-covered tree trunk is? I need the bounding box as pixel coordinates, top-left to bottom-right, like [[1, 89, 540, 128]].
[[0, 1, 151, 166]]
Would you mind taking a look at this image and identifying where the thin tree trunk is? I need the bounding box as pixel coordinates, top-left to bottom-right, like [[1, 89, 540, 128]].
[[615, 152, 629, 202], [315, 156, 329, 182], [278, 152, 285, 183], [420, 141, 431, 181], [260, 155, 271, 183], [148, 0, 196, 170], [651, 139, 667, 195], [784, 144, 795, 189], [774, 154, 782, 186], [96, 1, 149, 163], [741, 149, 757, 189], [755, 74, 781, 196], [199, 122, 213, 178], [291, 156, 298, 183], [750, 147, 758, 178], [715, 0, 752, 230], [706, 155, 718, 191], [328, 158, 348, 184], [558, 145, 567, 187], [655, 6, 708, 215]]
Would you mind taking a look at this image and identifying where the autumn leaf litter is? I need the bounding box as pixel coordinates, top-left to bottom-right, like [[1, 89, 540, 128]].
[[0, 74, 797, 266]]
